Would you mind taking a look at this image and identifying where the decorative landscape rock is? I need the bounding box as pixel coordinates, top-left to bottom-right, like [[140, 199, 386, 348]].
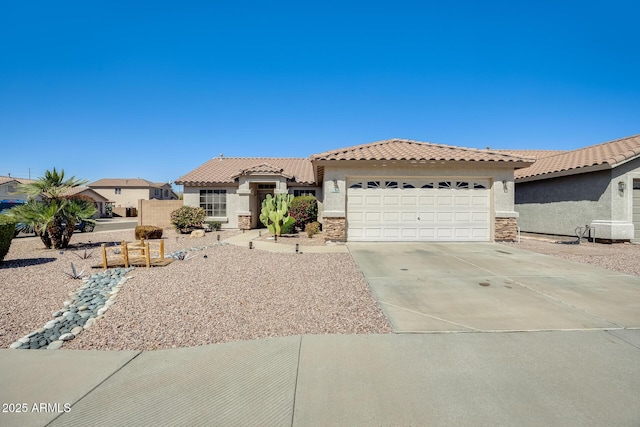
[[8, 267, 133, 350], [190, 229, 205, 238], [47, 341, 64, 350]]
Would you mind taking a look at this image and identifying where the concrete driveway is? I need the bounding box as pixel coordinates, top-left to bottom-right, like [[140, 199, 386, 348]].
[[348, 242, 640, 333]]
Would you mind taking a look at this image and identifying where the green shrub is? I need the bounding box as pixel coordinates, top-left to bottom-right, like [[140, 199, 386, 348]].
[[305, 221, 321, 238], [0, 215, 16, 262], [207, 221, 222, 231], [289, 196, 318, 230], [170, 206, 206, 233], [281, 220, 296, 235], [135, 225, 163, 240]]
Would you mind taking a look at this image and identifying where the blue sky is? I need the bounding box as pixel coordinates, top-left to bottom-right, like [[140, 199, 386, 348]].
[[1, 1, 639, 189]]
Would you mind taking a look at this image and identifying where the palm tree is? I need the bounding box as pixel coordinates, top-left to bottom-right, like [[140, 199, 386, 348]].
[[5, 168, 97, 249]]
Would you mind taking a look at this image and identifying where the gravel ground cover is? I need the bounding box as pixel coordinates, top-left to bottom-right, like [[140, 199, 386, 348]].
[[501, 237, 640, 276], [255, 230, 334, 246], [0, 229, 391, 350]]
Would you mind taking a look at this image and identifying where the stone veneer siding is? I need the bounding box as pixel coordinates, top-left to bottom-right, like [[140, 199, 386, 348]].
[[495, 217, 517, 241], [238, 215, 251, 230], [324, 217, 346, 242]]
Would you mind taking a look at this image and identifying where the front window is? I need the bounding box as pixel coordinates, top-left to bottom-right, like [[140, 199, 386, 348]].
[[293, 189, 316, 197], [115, 188, 122, 194], [200, 190, 227, 216], [154, 189, 160, 196]]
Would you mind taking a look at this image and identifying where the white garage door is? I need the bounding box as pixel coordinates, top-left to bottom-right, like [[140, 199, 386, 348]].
[[347, 179, 491, 242]]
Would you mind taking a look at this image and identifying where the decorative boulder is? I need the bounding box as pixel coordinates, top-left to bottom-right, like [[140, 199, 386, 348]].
[[190, 230, 205, 238]]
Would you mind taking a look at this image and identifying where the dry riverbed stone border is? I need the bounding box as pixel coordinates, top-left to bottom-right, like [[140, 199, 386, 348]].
[[9, 267, 134, 350]]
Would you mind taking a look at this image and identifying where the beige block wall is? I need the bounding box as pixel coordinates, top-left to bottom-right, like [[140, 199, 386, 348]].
[[138, 199, 183, 228]]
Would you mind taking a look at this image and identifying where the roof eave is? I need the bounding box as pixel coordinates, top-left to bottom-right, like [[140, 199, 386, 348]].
[[516, 163, 612, 183], [312, 158, 535, 167]]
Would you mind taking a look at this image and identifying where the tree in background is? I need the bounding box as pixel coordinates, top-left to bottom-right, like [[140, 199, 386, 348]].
[[5, 168, 97, 249]]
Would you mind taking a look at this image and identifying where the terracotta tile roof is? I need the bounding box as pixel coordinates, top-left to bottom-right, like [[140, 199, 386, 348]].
[[515, 134, 640, 181], [311, 139, 534, 164], [88, 178, 168, 188], [176, 158, 315, 185], [496, 149, 568, 159], [60, 186, 113, 202]]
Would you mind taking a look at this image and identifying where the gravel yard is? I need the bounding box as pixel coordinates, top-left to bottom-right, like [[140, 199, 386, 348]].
[[0, 229, 391, 351], [501, 237, 640, 276], [255, 230, 331, 246]]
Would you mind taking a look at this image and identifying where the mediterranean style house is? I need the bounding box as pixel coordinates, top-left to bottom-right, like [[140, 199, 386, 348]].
[[176, 139, 533, 242], [508, 133, 640, 242], [88, 178, 178, 209]]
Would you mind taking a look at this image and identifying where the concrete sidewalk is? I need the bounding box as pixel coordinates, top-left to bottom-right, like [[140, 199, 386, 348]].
[[224, 229, 349, 253], [1, 331, 640, 426]]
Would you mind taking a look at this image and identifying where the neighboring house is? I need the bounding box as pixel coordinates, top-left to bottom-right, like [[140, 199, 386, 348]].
[[88, 178, 178, 209], [1, 176, 112, 217], [61, 186, 112, 218], [508, 133, 640, 241], [176, 139, 532, 242], [0, 175, 35, 210]]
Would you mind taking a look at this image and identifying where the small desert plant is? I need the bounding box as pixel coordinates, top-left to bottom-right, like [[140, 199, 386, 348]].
[[73, 248, 94, 259], [290, 196, 318, 230], [207, 221, 222, 231], [305, 221, 321, 238], [170, 206, 206, 233], [64, 262, 85, 279], [135, 225, 163, 240], [0, 215, 15, 263]]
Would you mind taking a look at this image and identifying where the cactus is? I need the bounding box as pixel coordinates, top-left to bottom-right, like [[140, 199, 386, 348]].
[[259, 194, 296, 236]]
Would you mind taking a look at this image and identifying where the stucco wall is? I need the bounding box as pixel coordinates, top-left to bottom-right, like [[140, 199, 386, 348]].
[[183, 186, 238, 229], [611, 157, 640, 225], [515, 170, 612, 236]]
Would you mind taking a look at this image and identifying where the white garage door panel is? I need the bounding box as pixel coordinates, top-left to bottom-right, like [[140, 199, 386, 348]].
[[384, 212, 400, 222], [347, 178, 491, 242], [383, 228, 401, 238], [419, 196, 435, 205]]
